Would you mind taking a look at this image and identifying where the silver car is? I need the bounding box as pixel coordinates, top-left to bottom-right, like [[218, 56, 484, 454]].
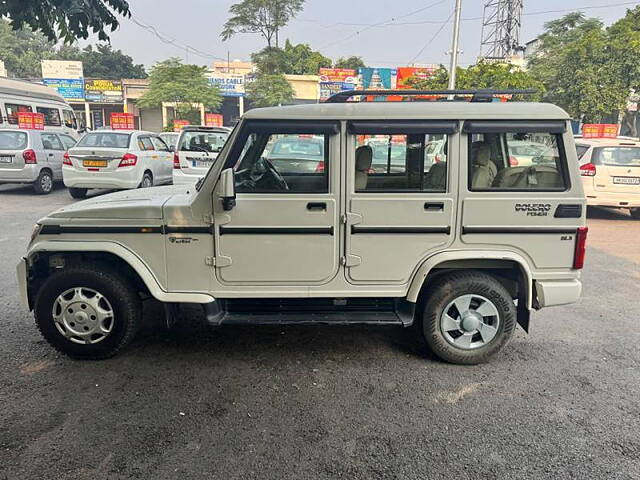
[[0, 129, 76, 194]]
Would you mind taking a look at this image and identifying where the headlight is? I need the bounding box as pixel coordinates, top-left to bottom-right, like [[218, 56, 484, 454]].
[[29, 223, 42, 244]]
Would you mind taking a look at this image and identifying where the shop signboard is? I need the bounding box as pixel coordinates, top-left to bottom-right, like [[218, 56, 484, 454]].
[[17, 112, 44, 130], [41, 60, 84, 101], [85, 79, 124, 103], [319, 67, 357, 101], [208, 73, 245, 97], [110, 112, 134, 130], [582, 123, 619, 139], [205, 113, 224, 127], [396, 66, 437, 89], [173, 120, 190, 132]]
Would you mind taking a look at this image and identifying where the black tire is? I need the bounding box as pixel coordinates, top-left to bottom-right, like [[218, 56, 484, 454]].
[[139, 171, 153, 188], [68, 187, 88, 199], [630, 208, 640, 219], [34, 266, 141, 359], [419, 270, 516, 365], [33, 169, 53, 194]]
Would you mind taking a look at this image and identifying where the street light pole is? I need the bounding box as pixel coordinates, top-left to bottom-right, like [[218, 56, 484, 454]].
[[448, 0, 462, 90]]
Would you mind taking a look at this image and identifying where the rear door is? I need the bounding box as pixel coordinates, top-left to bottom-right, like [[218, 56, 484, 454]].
[[344, 121, 458, 284], [591, 145, 640, 195], [213, 120, 340, 284], [40, 133, 65, 179], [150, 136, 173, 184], [461, 120, 584, 270], [67, 132, 131, 172], [0, 130, 30, 172], [178, 130, 227, 177]]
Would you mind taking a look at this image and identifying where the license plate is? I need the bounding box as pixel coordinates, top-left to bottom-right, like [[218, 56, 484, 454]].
[[613, 176, 640, 185], [0, 156, 13, 163], [193, 160, 211, 168], [83, 159, 108, 168]]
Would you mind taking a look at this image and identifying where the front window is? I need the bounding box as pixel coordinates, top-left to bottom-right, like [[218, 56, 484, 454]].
[[77, 132, 130, 148], [5, 104, 32, 125], [36, 107, 62, 127], [179, 131, 229, 153], [0, 131, 28, 150], [591, 147, 640, 166], [354, 133, 448, 192], [468, 131, 567, 190], [62, 110, 77, 129]]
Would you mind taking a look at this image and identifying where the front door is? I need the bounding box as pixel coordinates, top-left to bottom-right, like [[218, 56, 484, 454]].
[[344, 121, 458, 284], [213, 120, 341, 285]]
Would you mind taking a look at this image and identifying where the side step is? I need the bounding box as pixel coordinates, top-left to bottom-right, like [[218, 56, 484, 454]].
[[202, 298, 415, 327]]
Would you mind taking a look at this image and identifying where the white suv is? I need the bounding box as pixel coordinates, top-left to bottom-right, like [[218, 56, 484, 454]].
[[63, 130, 174, 198], [575, 137, 640, 218], [173, 126, 230, 185], [17, 90, 587, 364]]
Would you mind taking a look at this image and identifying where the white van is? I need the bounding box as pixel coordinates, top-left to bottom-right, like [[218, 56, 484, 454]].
[[0, 78, 81, 139]]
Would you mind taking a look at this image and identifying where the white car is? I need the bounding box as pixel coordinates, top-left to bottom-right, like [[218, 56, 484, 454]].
[[576, 137, 640, 218], [159, 132, 179, 151], [63, 130, 173, 199], [0, 129, 76, 194], [173, 126, 230, 185]]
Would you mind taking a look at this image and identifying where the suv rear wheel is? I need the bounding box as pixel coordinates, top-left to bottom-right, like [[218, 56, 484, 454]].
[[420, 270, 516, 365], [34, 266, 141, 359]]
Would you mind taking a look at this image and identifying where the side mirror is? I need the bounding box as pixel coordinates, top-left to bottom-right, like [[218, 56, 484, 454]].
[[218, 168, 236, 211]]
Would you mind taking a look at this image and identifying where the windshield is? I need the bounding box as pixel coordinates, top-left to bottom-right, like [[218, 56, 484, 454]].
[[592, 147, 640, 166], [0, 131, 28, 150], [78, 133, 130, 148], [268, 136, 324, 158], [179, 131, 229, 153], [160, 133, 178, 150]]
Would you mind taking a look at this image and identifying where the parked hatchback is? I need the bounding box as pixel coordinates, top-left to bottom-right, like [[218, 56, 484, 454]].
[[63, 130, 174, 198], [173, 126, 230, 185], [0, 129, 76, 194]]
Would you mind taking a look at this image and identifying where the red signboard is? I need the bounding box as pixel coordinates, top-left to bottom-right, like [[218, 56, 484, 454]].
[[17, 112, 45, 130], [582, 123, 619, 139], [205, 113, 223, 127], [319, 68, 357, 83], [396, 67, 437, 89], [110, 112, 134, 130], [173, 120, 190, 132]]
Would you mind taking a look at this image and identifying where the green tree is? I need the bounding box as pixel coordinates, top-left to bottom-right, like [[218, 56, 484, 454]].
[[221, 0, 304, 48], [1, 0, 130, 43], [246, 73, 294, 107], [334, 56, 366, 71], [0, 20, 52, 78], [252, 41, 331, 75], [138, 58, 221, 123], [251, 46, 289, 74], [408, 61, 544, 100], [52, 44, 146, 79]]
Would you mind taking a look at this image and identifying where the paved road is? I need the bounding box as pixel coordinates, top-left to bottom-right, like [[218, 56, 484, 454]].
[[1, 184, 639, 480]]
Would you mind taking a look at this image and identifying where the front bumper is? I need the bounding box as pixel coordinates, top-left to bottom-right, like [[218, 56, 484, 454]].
[[16, 257, 29, 310], [0, 165, 39, 183], [535, 279, 582, 307], [63, 165, 141, 190]]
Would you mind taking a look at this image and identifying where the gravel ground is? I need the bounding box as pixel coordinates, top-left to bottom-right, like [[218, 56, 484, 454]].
[[1, 184, 639, 480]]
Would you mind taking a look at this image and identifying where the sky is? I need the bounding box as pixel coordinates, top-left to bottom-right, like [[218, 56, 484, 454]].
[[88, 0, 640, 69]]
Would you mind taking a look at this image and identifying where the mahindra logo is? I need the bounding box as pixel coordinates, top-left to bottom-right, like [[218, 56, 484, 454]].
[[515, 203, 552, 217]]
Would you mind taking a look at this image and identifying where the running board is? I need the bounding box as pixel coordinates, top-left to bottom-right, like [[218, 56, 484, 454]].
[[202, 298, 415, 327]]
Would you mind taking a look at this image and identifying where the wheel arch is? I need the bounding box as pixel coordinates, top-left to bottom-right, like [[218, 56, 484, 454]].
[[25, 240, 214, 308], [407, 250, 533, 310]]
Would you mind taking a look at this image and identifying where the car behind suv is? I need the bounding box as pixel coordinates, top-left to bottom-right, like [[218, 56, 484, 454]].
[[173, 126, 231, 185], [17, 91, 587, 364]]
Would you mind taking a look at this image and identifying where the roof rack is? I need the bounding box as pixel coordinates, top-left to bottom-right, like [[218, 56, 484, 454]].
[[323, 89, 537, 104]]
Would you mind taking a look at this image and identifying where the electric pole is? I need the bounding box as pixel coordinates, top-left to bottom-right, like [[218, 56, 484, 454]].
[[448, 0, 462, 90]]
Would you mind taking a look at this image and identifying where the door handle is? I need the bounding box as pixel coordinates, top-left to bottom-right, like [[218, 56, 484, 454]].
[[48, 153, 54, 157], [307, 202, 327, 211], [424, 202, 444, 211]]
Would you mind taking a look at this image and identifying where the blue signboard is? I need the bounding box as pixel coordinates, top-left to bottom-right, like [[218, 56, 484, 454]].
[[43, 78, 85, 100]]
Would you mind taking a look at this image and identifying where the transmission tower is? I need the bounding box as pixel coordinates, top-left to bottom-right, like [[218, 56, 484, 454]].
[[479, 0, 524, 60]]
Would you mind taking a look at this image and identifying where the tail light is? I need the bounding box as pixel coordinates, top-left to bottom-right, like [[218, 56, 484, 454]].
[[118, 153, 137, 168], [23, 149, 37, 164], [315, 161, 324, 173], [63, 152, 72, 166], [509, 155, 519, 166], [580, 163, 596, 176], [173, 152, 181, 169], [573, 226, 588, 269]]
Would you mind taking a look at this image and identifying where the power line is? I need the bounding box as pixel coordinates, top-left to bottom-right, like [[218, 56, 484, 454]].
[[408, 10, 455, 64]]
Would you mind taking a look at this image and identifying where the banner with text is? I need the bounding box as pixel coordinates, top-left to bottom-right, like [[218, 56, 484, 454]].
[[319, 68, 356, 101], [110, 112, 134, 130], [41, 60, 84, 101], [17, 112, 45, 130], [208, 73, 245, 97], [85, 79, 123, 103]]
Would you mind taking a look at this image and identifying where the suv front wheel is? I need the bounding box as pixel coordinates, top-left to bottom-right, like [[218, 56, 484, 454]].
[[34, 266, 141, 359], [420, 270, 516, 365]]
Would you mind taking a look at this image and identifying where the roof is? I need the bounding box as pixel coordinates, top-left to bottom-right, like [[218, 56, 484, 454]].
[[243, 101, 570, 121], [575, 138, 640, 147], [0, 77, 67, 103]]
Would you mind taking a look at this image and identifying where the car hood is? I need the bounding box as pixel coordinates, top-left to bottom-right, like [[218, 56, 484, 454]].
[[46, 185, 192, 220]]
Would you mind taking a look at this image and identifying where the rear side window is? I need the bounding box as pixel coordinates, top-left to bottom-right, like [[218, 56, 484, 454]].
[[138, 136, 155, 151], [150, 136, 170, 151], [0, 131, 28, 150], [77, 133, 130, 148], [5, 104, 33, 124], [36, 107, 62, 126], [591, 147, 640, 166], [575, 144, 590, 160], [59, 134, 77, 150], [468, 131, 568, 191]]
